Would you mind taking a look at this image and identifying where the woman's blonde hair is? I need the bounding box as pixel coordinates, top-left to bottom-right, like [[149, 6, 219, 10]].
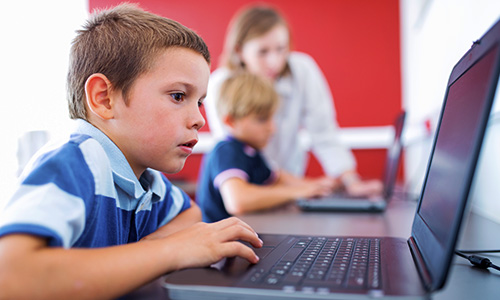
[[219, 4, 292, 72], [217, 72, 280, 120]]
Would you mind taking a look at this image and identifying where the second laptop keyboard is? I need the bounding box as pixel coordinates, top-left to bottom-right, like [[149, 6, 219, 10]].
[[249, 237, 381, 290]]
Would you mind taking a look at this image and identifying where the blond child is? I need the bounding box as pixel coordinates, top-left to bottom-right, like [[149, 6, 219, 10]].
[[197, 72, 336, 222], [0, 4, 262, 299], [205, 5, 383, 197]]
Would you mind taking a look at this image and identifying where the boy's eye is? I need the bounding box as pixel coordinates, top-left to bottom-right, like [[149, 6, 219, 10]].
[[171, 93, 185, 102], [198, 99, 204, 107]]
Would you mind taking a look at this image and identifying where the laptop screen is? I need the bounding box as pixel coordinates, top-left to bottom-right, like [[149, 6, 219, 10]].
[[419, 44, 499, 241], [381, 111, 405, 198], [413, 42, 500, 290]]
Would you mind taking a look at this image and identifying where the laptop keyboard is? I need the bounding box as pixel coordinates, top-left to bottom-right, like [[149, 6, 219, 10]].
[[249, 237, 381, 290]]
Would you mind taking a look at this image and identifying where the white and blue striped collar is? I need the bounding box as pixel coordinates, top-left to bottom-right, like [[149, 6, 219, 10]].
[[72, 119, 165, 200]]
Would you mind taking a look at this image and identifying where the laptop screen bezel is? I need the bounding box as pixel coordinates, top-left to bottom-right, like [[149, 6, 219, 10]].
[[381, 111, 406, 198], [410, 21, 500, 292]]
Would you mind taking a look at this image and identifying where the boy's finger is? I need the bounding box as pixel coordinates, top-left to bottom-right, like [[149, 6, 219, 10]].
[[218, 222, 263, 248], [212, 217, 258, 236], [220, 241, 260, 264]]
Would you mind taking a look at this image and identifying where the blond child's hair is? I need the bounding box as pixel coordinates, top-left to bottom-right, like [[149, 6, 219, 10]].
[[217, 72, 280, 121], [67, 3, 210, 120]]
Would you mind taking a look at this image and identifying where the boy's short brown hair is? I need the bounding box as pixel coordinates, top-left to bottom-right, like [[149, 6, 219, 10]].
[[217, 71, 280, 120], [67, 3, 210, 120]]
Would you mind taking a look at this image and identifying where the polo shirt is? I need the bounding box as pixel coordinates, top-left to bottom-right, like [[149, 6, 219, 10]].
[[0, 120, 191, 248], [197, 137, 276, 223]]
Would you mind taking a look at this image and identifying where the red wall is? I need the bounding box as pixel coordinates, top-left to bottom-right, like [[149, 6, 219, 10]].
[[88, 0, 402, 183]]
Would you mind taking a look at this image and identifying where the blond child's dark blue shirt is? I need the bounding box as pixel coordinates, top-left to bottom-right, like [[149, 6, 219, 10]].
[[197, 136, 277, 223]]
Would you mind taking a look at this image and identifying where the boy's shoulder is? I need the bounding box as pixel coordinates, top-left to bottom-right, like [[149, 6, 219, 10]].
[[19, 132, 114, 196], [210, 138, 260, 159], [212, 137, 244, 152], [22, 133, 101, 176]]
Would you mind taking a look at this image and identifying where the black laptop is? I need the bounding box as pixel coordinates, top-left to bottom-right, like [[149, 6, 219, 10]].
[[163, 18, 500, 300], [296, 111, 406, 212]]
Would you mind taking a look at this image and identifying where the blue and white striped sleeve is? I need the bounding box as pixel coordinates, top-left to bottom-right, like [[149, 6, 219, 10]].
[[158, 176, 192, 227], [0, 138, 95, 248]]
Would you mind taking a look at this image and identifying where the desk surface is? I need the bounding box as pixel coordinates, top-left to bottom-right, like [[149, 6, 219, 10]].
[[240, 198, 500, 300], [125, 198, 500, 300], [240, 198, 417, 238]]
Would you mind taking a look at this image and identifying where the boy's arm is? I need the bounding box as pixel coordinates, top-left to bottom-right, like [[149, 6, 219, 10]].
[[0, 217, 262, 300], [141, 200, 201, 241], [219, 171, 336, 215]]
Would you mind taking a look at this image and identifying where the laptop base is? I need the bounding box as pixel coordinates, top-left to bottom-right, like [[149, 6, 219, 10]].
[[164, 234, 428, 300], [297, 197, 387, 212]]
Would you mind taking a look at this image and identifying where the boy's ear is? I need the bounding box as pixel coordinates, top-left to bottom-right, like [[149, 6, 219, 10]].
[[222, 115, 235, 128], [85, 73, 115, 120]]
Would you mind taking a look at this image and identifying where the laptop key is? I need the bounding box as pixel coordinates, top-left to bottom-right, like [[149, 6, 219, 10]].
[[246, 237, 382, 290], [282, 247, 305, 262], [264, 274, 280, 285], [282, 272, 303, 284]]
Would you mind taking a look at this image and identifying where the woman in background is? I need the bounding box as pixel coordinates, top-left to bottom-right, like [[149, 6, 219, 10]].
[[205, 4, 382, 196]]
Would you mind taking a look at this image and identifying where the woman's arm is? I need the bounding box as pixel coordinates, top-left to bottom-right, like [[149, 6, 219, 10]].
[[292, 53, 357, 177], [339, 171, 384, 197]]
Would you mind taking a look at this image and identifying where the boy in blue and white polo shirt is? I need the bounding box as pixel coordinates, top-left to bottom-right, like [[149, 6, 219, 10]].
[[1, 120, 192, 248], [197, 72, 336, 223], [0, 5, 262, 300]]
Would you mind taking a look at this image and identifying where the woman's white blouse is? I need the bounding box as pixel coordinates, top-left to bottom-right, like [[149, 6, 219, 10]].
[[205, 52, 356, 177]]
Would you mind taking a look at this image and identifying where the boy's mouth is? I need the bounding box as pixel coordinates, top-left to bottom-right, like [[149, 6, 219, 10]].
[[180, 139, 198, 148]]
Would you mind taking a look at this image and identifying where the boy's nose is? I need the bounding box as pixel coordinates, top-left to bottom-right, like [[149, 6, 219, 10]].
[[191, 107, 206, 130]]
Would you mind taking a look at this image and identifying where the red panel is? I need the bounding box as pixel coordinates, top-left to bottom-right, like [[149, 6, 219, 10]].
[[88, 0, 401, 126], [87, 0, 402, 182]]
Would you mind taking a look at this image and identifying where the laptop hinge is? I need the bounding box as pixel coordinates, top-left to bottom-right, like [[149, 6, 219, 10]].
[[408, 237, 433, 292]]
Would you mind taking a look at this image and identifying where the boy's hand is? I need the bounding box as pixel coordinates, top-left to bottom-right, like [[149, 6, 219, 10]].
[[163, 217, 263, 271]]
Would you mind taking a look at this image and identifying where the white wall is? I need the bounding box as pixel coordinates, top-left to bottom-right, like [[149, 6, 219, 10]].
[[0, 0, 88, 209], [400, 0, 500, 222], [471, 84, 500, 223]]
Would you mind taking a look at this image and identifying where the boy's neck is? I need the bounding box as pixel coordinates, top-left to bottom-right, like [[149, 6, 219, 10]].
[[226, 135, 259, 157], [227, 135, 250, 146]]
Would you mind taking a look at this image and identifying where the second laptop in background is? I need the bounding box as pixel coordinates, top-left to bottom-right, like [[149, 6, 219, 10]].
[[297, 111, 406, 212]]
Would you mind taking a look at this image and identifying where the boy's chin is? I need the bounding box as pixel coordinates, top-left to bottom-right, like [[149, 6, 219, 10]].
[[161, 161, 186, 174]]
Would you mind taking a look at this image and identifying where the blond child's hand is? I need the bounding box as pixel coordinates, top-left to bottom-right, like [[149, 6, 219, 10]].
[[163, 217, 263, 271]]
